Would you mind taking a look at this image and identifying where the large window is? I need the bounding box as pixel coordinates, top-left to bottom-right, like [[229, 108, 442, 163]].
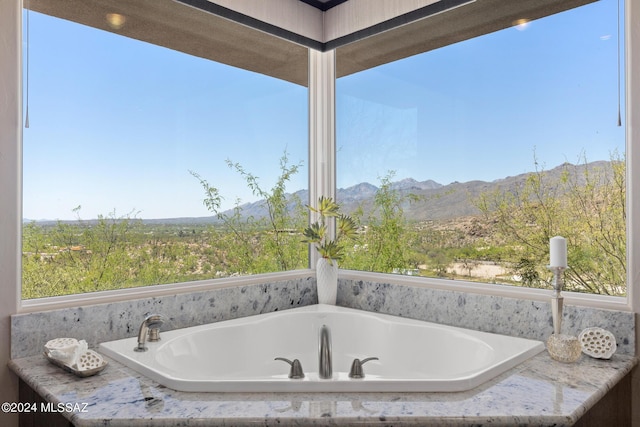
[[22, 10, 308, 299], [336, 0, 626, 296], [21, 1, 628, 301]]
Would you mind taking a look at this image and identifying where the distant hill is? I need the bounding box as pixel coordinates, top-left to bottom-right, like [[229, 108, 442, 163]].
[[27, 160, 616, 226], [201, 160, 615, 223]]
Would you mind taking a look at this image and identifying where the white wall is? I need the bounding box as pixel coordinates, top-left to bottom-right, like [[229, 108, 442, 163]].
[[627, 0, 640, 424], [0, 0, 22, 424]]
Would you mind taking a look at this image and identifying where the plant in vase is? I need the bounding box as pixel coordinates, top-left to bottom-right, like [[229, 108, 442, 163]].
[[303, 196, 358, 304]]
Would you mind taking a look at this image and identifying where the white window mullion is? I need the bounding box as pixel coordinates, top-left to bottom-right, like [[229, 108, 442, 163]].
[[308, 49, 336, 267], [627, 0, 640, 314]]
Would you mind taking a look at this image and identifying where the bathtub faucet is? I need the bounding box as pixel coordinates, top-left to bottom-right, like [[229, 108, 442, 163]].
[[319, 324, 332, 379], [134, 314, 164, 352]]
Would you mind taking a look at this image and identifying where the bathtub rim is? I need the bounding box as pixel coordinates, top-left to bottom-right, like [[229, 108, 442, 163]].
[[98, 303, 546, 393]]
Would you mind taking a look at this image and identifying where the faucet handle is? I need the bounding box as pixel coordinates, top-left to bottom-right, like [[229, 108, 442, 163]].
[[148, 327, 161, 342], [134, 314, 164, 352], [275, 357, 305, 379], [349, 357, 379, 378], [145, 314, 164, 342]]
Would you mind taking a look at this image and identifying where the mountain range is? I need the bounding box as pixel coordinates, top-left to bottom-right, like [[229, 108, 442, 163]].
[[152, 160, 614, 225], [27, 160, 615, 226]]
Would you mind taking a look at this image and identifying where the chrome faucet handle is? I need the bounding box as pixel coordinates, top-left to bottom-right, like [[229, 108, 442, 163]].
[[144, 314, 164, 342], [349, 357, 379, 378], [148, 327, 161, 342], [275, 357, 305, 379], [134, 314, 164, 352]]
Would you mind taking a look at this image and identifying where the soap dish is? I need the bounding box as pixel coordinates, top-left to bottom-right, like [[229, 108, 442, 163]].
[[579, 327, 616, 359], [44, 349, 108, 377]]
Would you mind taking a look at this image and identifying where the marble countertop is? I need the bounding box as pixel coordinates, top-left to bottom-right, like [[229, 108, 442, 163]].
[[8, 350, 637, 427]]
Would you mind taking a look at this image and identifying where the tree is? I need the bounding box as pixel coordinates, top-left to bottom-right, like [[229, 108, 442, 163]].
[[191, 150, 308, 275], [476, 153, 625, 295], [344, 171, 419, 273], [22, 208, 142, 298]]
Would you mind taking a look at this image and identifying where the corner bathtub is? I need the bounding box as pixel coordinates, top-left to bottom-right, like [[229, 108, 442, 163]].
[[99, 304, 544, 393]]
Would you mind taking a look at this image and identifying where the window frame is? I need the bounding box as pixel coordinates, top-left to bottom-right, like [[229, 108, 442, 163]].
[[333, 0, 633, 306], [14, 0, 638, 315]]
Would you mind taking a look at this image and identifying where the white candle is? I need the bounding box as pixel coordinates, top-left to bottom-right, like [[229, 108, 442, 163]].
[[549, 236, 567, 268]]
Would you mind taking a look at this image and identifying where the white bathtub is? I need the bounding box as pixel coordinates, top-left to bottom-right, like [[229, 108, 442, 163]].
[[99, 304, 544, 392]]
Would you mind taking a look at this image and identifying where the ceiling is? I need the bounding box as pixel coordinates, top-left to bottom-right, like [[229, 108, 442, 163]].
[[298, 0, 349, 11], [27, 0, 596, 86], [175, 0, 476, 52]]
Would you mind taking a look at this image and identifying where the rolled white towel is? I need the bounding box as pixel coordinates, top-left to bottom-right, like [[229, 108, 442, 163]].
[[45, 338, 88, 367]]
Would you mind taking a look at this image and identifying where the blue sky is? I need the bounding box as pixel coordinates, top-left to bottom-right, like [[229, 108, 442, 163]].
[[23, 0, 625, 220], [337, 0, 625, 187]]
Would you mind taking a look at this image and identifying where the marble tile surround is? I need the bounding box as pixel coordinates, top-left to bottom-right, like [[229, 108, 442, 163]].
[[11, 277, 316, 359], [11, 274, 635, 358], [337, 278, 635, 355]]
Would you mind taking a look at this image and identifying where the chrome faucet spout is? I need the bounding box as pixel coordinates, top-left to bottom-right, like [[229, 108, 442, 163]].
[[319, 324, 332, 379]]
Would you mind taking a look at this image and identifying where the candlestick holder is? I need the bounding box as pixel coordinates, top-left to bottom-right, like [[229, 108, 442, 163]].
[[550, 266, 565, 335], [546, 266, 581, 363]]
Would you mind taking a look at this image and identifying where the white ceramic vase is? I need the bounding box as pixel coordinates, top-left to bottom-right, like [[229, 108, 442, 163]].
[[316, 257, 338, 305]]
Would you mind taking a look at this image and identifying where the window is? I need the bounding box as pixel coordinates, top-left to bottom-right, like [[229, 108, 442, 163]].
[[336, 0, 626, 296], [22, 9, 308, 299], [21, 1, 628, 302]]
